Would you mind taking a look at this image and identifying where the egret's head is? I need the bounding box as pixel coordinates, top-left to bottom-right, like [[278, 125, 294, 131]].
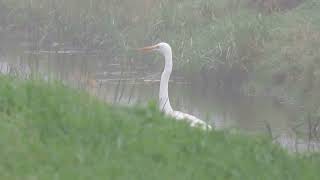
[[137, 42, 172, 56]]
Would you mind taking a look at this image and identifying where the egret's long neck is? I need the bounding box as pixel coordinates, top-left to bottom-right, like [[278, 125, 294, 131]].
[[159, 51, 173, 114]]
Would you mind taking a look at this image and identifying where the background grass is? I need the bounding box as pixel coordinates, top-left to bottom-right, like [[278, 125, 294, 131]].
[[1, 0, 319, 98], [0, 76, 319, 179]]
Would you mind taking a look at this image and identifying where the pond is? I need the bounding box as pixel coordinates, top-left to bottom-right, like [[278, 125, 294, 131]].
[[0, 44, 318, 152]]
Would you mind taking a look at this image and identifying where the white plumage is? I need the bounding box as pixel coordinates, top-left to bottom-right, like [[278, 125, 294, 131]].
[[138, 42, 212, 130]]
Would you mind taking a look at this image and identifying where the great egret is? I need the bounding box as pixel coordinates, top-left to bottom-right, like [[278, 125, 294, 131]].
[[138, 42, 212, 130]]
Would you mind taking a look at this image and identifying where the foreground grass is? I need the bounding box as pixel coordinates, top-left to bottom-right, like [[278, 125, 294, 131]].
[[0, 76, 319, 180]]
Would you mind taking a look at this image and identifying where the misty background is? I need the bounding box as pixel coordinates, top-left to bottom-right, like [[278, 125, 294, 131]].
[[0, 0, 319, 151]]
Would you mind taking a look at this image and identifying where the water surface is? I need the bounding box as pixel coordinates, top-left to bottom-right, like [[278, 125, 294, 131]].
[[0, 46, 318, 152]]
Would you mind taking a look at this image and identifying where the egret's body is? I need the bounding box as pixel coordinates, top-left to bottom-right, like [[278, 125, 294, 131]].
[[138, 42, 211, 130]]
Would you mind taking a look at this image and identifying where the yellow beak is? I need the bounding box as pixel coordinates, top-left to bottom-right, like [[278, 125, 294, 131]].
[[137, 45, 158, 52]]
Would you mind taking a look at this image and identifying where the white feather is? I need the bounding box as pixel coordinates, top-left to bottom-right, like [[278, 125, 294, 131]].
[[140, 42, 212, 130]]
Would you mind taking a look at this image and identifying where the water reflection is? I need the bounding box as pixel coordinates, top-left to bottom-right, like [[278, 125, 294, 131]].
[[0, 50, 318, 152]]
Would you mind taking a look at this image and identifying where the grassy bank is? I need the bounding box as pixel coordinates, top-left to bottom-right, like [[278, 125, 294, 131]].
[[1, 0, 320, 152], [0, 76, 320, 179]]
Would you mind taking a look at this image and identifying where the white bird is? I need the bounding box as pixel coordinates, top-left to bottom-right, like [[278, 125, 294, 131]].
[[138, 42, 212, 130]]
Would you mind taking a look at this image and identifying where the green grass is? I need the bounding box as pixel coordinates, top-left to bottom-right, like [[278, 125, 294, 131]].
[[0, 76, 319, 179]]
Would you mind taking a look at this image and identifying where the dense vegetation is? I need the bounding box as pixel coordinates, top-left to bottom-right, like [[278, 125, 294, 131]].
[[1, 1, 320, 178], [1, 0, 319, 95], [1, 0, 320, 153], [0, 76, 319, 179]]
